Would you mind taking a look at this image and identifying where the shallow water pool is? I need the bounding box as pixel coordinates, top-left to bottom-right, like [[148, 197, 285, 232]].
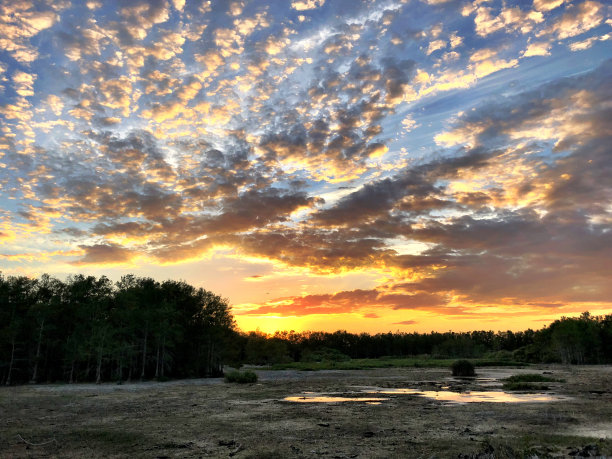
[[366, 387, 568, 404], [284, 387, 568, 405], [283, 395, 387, 403]]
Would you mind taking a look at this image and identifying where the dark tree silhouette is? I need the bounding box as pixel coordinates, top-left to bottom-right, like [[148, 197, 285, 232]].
[[0, 273, 235, 384], [1, 272, 610, 385]]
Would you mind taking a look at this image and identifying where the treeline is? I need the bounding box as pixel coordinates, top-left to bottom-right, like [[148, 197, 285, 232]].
[[0, 274, 234, 385], [232, 312, 612, 366], [2, 273, 611, 385]]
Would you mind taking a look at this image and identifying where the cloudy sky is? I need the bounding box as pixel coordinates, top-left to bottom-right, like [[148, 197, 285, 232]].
[[1, 0, 610, 333]]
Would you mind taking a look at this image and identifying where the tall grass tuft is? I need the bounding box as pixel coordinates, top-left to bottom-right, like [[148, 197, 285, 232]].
[[224, 370, 258, 383], [501, 373, 563, 391]]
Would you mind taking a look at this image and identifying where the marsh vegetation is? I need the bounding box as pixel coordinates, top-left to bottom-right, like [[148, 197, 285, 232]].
[[1, 365, 610, 457]]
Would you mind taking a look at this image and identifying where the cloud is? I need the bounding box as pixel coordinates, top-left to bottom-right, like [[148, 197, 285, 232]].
[[541, 1, 604, 39], [291, 0, 325, 11], [171, 0, 185, 12], [238, 61, 612, 313], [426, 39, 446, 55], [521, 41, 551, 57], [12, 71, 36, 97], [234, 226, 397, 274], [71, 243, 136, 265], [57, 22, 107, 61], [568, 33, 610, 51], [533, 0, 566, 12], [255, 55, 417, 180], [243, 287, 450, 316], [311, 174, 432, 226], [0, 0, 610, 325], [0, 3, 58, 63], [118, 0, 170, 41], [472, 4, 544, 37]]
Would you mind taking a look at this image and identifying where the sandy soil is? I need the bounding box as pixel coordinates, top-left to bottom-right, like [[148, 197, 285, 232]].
[[1, 365, 611, 458]]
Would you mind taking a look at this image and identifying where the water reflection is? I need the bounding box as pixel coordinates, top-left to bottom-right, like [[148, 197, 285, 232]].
[[284, 388, 567, 405], [284, 395, 386, 403], [366, 388, 566, 404]]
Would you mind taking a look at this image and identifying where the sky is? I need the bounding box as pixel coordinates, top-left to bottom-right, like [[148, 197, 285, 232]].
[[0, 0, 610, 334]]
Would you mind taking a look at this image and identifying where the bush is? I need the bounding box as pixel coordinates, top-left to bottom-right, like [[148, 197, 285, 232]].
[[503, 374, 560, 383], [451, 359, 476, 376], [501, 373, 562, 391], [224, 370, 258, 383]]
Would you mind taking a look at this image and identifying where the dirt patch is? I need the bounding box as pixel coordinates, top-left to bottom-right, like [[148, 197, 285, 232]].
[[1, 365, 610, 457]]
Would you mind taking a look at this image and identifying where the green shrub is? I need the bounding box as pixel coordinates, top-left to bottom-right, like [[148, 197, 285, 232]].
[[501, 373, 563, 390], [503, 373, 560, 383], [451, 359, 476, 376], [224, 370, 258, 383]]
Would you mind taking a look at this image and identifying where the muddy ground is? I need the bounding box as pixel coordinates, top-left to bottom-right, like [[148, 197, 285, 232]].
[[1, 365, 611, 458]]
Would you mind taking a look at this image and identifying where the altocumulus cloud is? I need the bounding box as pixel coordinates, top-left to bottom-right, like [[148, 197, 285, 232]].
[[0, 0, 610, 328]]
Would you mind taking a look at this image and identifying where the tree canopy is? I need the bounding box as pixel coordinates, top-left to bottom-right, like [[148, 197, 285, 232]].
[[0, 273, 234, 384]]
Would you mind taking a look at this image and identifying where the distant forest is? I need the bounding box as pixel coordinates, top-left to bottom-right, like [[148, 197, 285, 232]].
[[1, 274, 611, 385]]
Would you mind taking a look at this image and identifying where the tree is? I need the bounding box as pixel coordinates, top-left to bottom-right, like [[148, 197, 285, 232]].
[[64, 275, 114, 383], [548, 313, 603, 364], [28, 274, 63, 383], [0, 275, 37, 385]]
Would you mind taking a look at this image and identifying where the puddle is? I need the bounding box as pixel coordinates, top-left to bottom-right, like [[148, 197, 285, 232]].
[[284, 395, 386, 403], [284, 388, 568, 405], [449, 377, 502, 387], [365, 387, 567, 404]]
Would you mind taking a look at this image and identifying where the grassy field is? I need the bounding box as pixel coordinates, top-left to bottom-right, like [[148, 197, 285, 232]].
[[1, 365, 610, 458], [265, 356, 526, 371]]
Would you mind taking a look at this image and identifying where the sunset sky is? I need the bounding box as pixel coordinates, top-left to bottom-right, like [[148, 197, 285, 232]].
[[1, 0, 610, 334]]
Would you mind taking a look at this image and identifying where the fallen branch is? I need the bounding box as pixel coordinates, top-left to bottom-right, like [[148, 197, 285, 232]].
[[16, 434, 58, 447]]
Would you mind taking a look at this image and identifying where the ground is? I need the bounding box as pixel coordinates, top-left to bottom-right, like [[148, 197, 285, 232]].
[[1, 365, 611, 458]]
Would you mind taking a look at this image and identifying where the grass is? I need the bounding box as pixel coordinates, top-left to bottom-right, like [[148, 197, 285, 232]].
[[502, 373, 564, 391], [266, 356, 526, 371], [225, 370, 258, 383], [503, 373, 563, 383]]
